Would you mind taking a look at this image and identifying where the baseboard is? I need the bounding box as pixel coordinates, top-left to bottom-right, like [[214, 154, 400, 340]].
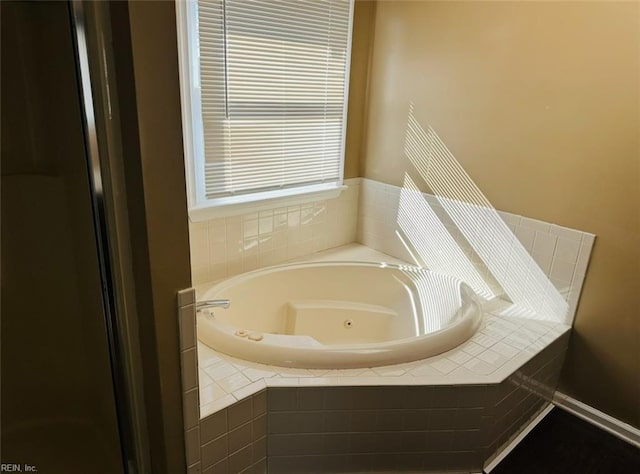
[[483, 403, 555, 473], [553, 391, 640, 448]]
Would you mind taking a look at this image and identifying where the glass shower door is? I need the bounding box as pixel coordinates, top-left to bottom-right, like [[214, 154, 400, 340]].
[[1, 1, 125, 472]]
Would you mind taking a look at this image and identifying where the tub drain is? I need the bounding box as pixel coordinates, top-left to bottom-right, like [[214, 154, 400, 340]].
[[344, 319, 354, 329]]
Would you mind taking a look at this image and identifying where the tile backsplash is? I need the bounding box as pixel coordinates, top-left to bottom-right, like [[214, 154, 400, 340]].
[[189, 179, 360, 286], [357, 178, 595, 325]]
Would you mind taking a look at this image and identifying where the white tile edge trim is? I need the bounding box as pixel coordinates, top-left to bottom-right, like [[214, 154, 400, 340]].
[[484, 402, 555, 473], [553, 391, 640, 448]]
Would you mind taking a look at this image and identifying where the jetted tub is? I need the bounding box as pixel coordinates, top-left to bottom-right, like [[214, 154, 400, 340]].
[[197, 262, 483, 369]]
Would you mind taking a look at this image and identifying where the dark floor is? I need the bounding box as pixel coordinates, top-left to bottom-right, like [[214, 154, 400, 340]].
[[490, 408, 640, 474]]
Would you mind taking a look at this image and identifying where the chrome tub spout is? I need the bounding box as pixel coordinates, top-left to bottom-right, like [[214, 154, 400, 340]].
[[196, 299, 230, 311]]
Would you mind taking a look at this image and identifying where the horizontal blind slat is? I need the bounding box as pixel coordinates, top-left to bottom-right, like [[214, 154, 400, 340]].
[[197, 0, 351, 199]]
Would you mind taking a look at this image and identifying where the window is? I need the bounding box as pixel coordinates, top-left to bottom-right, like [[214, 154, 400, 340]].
[[177, 0, 355, 219]]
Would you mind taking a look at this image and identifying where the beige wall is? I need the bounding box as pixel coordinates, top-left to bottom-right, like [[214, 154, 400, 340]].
[[362, 1, 639, 426], [110, 1, 192, 471], [345, 0, 376, 178]]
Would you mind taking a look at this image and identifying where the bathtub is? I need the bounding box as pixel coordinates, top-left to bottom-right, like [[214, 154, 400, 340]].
[[197, 261, 483, 369]]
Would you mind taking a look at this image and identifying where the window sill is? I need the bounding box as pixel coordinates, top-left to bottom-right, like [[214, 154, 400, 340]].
[[188, 183, 347, 222]]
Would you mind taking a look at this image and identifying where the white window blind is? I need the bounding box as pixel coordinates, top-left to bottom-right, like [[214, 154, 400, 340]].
[[195, 0, 353, 204]]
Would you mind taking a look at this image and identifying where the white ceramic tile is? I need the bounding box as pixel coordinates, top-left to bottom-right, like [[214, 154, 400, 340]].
[[191, 264, 209, 288], [519, 217, 551, 233], [200, 394, 237, 418], [554, 237, 581, 263], [225, 216, 242, 241], [531, 252, 553, 275], [482, 323, 512, 340], [259, 216, 273, 235], [550, 259, 575, 282], [242, 367, 278, 382], [178, 288, 196, 307], [306, 368, 330, 376], [179, 305, 196, 351], [189, 224, 209, 265], [243, 219, 259, 239], [219, 355, 253, 370], [502, 333, 534, 350], [181, 348, 198, 391], [357, 369, 378, 378], [208, 221, 226, 251], [242, 254, 259, 272], [329, 368, 371, 377], [274, 367, 314, 377], [461, 341, 486, 356], [273, 212, 288, 231], [448, 365, 487, 383], [372, 365, 408, 376], [266, 377, 300, 387], [183, 388, 200, 430], [532, 231, 557, 256], [198, 369, 214, 388], [287, 208, 300, 227], [258, 209, 275, 219], [514, 226, 535, 251], [408, 364, 442, 377], [550, 224, 583, 242], [298, 376, 343, 387], [491, 341, 520, 359], [344, 376, 404, 386], [258, 233, 274, 252], [446, 350, 473, 365], [242, 236, 259, 255], [185, 427, 200, 466], [203, 362, 237, 380], [463, 358, 497, 376], [231, 379, 266, 400], [498, 211, 521, 228], [197, 344, 223, 368], [226, 258, 243, 276], [199, 382, 228, 405], [209, 262, 227, 281], [477, 349, 509, 368], [217, 371, 251, 393], [472, 333, 500, 348], [575, 240, 594, 275], [429, 357, 459, 374]]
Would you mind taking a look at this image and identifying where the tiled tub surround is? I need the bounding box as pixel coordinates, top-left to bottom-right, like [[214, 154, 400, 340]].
[[179, 176, 596, 472], [358, 178, 595, 325], [188, 179, 360, 286], [188, 177, 594, 325], [178, 278, 569, 472], [196, 298, 569, 418], [178, 281, 571, 471]]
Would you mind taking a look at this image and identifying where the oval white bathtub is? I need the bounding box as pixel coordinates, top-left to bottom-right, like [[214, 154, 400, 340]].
[[197, 262, 483, 369]]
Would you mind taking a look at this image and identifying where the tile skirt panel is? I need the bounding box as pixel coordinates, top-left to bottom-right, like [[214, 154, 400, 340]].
[[264, 335, 568, 473]]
